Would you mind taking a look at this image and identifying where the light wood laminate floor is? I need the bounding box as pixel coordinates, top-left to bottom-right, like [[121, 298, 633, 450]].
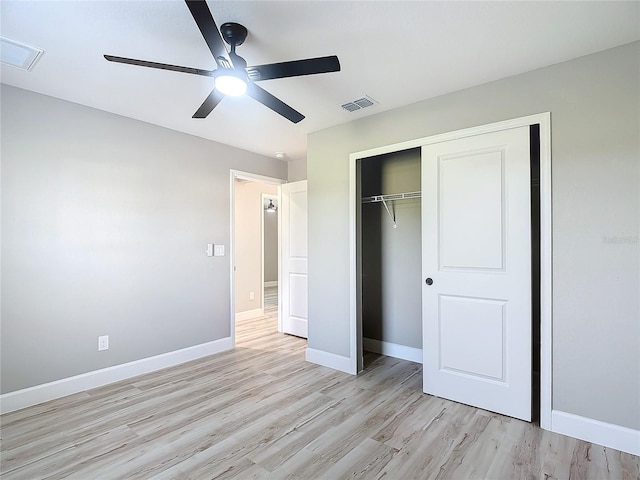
[[1, 288, 639, 479]]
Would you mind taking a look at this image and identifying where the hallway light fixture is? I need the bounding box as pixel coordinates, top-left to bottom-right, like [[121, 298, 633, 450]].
[[265, 199, 277, 213]]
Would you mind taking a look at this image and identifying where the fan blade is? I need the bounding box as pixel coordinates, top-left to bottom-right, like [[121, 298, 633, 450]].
[[185, 0, 233, 69], [246, 55, 340, 81], [246, 83, 304, 123], [193, 89, 225, 118], [104, 55, 215, 76]]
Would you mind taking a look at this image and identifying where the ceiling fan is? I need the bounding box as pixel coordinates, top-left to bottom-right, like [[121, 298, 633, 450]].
[[104, 0, 340, 124]]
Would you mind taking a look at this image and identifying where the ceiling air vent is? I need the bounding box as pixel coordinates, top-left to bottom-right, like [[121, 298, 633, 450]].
[[341, 95, 378, 112], [1, 36, 44, 71]]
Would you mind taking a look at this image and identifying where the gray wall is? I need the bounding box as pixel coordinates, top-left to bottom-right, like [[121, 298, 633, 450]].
[[288, 159, 307, 182], [307, 42, 639, 429], [264, 209, 278, 283], [360, 149, 421, 348], [1, 85, 286, 394]]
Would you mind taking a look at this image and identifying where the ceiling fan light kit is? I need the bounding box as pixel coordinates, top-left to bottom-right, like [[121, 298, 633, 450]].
[[104, 0, 340, 123], [214, 73, 247, 96]]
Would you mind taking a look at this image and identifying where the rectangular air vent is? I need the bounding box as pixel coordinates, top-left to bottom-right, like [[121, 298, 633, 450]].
[[1, 37, 44, 71], [341, 95, 378, 112]]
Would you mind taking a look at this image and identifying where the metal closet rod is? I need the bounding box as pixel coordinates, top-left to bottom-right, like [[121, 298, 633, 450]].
[[361, 191, 421, 228], [361, 191, 421, 203]]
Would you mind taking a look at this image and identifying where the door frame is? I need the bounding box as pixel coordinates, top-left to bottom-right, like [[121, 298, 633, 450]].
[[229, 170, 286, 347], [348, 113, 552, 430]]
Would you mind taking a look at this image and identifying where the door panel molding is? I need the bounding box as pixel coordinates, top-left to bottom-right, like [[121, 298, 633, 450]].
[[438, 294, 507, 382]]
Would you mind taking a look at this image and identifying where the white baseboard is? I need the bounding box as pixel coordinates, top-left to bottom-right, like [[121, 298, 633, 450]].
[[235, 308, 264, 321], [305, 348, 356, 375], [363, 338, 422, 364], [264, 281, 278, 288], [552, 410, 640, 455], [0, 337, 233, 414]]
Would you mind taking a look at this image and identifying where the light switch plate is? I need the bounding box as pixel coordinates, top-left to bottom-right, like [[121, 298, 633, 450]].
[[207, 244, 214, 257], [98, 335, 109, 351], [214, 245, 225, 256]]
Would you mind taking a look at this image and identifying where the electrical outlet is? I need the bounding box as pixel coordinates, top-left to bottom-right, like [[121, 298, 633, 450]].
[[249, 291, 255, 301], [98, 335, 109, 351]]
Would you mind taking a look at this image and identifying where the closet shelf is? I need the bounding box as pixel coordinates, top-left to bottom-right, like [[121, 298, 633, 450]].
[[361, 191, 421, 228], [361, 191, 421, 204]]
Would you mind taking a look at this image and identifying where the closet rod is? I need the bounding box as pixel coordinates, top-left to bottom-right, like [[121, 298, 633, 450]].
[[360, 191, 421, 203], [361, 191, 421, 228]]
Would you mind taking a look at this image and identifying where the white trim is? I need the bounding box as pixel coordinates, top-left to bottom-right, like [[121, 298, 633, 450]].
[[305, 348, 356, 374], [261, 193, 267, 314], [235, 308, 264, 322], [0, 337, 233, 414], [350, 113, 550, 159], [348, 113, 552, 429], [229, 170, 286, 347], [264, 281, 278, 288], [363, 338, 422, 364], [230, 170, 286, 185], [552, 410, 640, 456], [349, 149, 358, 373], [277, 185, 283, 333]]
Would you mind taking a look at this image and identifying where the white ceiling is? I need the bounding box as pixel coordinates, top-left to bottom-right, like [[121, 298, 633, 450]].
[[1, 1, 638, 162]]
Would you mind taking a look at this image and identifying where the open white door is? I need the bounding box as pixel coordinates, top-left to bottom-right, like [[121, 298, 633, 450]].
[[280, 180, 308, 338], [422, 126, 532, 421]]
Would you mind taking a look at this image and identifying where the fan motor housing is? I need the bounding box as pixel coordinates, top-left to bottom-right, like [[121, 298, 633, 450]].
[[220, 22, 247, 47]]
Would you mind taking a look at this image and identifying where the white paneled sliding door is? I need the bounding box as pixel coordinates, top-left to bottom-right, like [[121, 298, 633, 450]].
[[421, 126, 532, 421]]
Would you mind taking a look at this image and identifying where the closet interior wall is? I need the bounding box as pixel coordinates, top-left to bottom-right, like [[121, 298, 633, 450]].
[[359, 148, 422, 362]]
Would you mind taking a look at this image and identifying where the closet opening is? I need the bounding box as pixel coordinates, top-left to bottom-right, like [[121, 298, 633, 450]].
[[354, 128, 543, 423], [356, 147, 422, 371], [349, 113, 551, 425]]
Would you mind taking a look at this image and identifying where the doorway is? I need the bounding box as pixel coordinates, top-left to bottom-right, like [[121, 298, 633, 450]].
[[230, 170, 285, 347], [262, 194, 279, 322]]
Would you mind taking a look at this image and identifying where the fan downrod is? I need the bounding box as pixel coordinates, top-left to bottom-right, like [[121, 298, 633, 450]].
[[220, 22, 248, 47]]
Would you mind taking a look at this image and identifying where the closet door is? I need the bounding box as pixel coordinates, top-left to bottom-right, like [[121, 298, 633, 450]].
[[421, 126, 532, 421], [281, 180, 308, 338]]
